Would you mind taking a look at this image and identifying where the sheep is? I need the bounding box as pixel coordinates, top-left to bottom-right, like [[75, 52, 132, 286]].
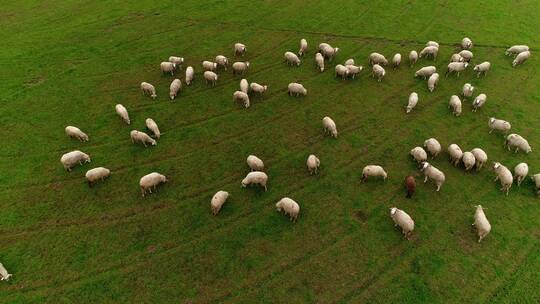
[[284, 51, 301, 66], [85, 167, 111, 186], [298, 38, 308, 56], [232, 61, 250, 74], [241, 171, 268, 191], [471, 148, 488, 171], [202, 60, 217, 71], [344, 58, 355, 66], [419, 46, 438, 59], [405, 175, 416, 198], [420, 162, 445, 191], [514, 163, 529, 186], [0, 263, 12, 281], [474, 62, 491, 77], [211, 191, 229, 215], [139, 172, 167, 197], [160, 61, 176, 75], [345, 65, 363, 79], [406, 92, 418, 113], [115, 104, 130, 125], [415, 66, 436, 79], [446, 62, 469, 77], [60, 150, 91, 171], [65, 126, 88, 141], [140, 82, 157, 99], [458, 50, 473, 62], [512, 51, 530, 67], [462, 83, 474, 100], [371, 64, 385, 82], [390, 207, 415, 239], [276, 197, 300, 222], [185, 66, 194, 85], [488, 118, 511, 134], [462, 37, 473, 50], [233, 91, 250, 108], [145, 118, 160, 139], [306, 154, 320, 175], [462, 151, 476, 171], [130, 130, 156, 147], [427, 73, 439, 92], [240, 78, 249, 93], [493, 162, 513, 195], [472, 93, 487, 112], [234, 42, 246, 56], [215, 55, 229, 70], [288, 82, 307, 97], [473, 205, 491, 243], [322, 116, 337, 138], [319, 43, 339, 61], [505, 133, 532, 154], [315, 52, 325, 72], [369, 52, 388, 65], [506, 45, 529, 56], [335, 64, 349, 79], [168, 56, 184, 68], [532, 174, 540, 197], [448, 144, 464, 166], [169, 79, 182, 100], [361, 165, 387, 182], [410, 146, 428, 163], [449, 95, 462, 116], [426, 41, 439, 48], [450, 53, 464, 62], [249, 82, 268, 95], [409, 50, 418, 66], [392, 53, 401, 69], [424, 138, 441, 159], [203, 71, 218, 86], [247, 155, 264, 171]]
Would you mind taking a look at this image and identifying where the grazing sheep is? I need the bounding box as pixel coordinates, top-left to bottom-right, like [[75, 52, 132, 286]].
[[449, 95, 462, 116], [168, 56, 184, 68], [472, 93, 487, 112], [410, 146, 428, 163], [505, 134, 532, 154], [322, 116, 337, 138], [160, 62, 176, 75], [512, 51, 530, 67], [409, 50, 418, 66], [514, 163, 529, 186], [276, 197, 300, 222], [474, 62, 491, 77], [215, 55, 229, 70], [60, 150, 91, 171], [130, 130, 156, 147], [426, 41, 439, 48], [462, 151, 476, 171], [488, 117, 511, 134], [446, 62, 469, 77], [233, 91, 250, 108], [532, 174, 540, 197], [65, 126, 89, 142], [448, 144, 464, 166], [419, 46, 439, 59], [139, 172, 167, 197], [506, 45, 529, 56], [361, 165, 387, 182], [202, 60, 217, 71], [240, 79, 249, 93], [211, 191, 229, 215], [424, 138, 442, 158], [458, 50, 473, 62], [298, 38, 308, 56], [493, 162, 513, 195], [471, 148, 488, 171], [392, 53, 401, 68], [462, 37, 473, 49], [249, 82, 268, 95], [247, 155, 264, 171], [463, 83, 474, 100], [241, 171, 268, 191], [145, 118, 160, 139], [115, 104, 130, 125], [0, 263, 12, 281], [318, 43, 339, 61], [473, 205, 491, 243], [427, 73, 439, 92], [335, 64, 349, 79], [415, 66, 436, 79], [406, 92, 418, 113], [306, 154, 320, 175], [169, 79, 182, 100], [85, 167, 111, 186], [390, 207, 415, 239], [234, 43, 246, 56], [369, 52, 388, 65], [315, 52, 325, 72], [344, 58, 355, 66], [345, 65, 363, 79], [203, 71, 218, 86], [420, 162, 445, 191], [140, 82, 157, 99], [451, 53, 464, 62], [284, 51, 301, 66], [232, 61, 250, 74], [288, 82, 307, 97], [372, 64, 385, 81], [185, 66, 194, 85], [405, 175, 416, 198]]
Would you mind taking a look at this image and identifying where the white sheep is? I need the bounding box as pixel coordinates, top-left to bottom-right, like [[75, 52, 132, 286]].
[[488, 117, 511, 134], [462, 37, 473, 50], [234, 43, 246, 56], [85, 167, 111, 186], [202, 60, 217, 71], [65, 126, 89, 141], [446, 62, 469, 77], [409, 50, 418, 66], [160, 61, 176, 75], [449, 95, 462, 116], [315, 52, 325, 72], [406, 92, 419, 113], [215, 55, 229, 70], [462, 83, 474, 100], [335, 64, 349, 79], [419, 46, 438, 59], [232, 61, 250, 74], [471, 148, 488, 171], [169, 79, 182, 100], [415, 66, 436, 79], [345, 64, 362, 79], [240, 79, 249, 93], [410, 146, 428, 163], [532, 174, 540, 197], [139, 172, 167, 197], [512, 51, 530, 67], [241, 171, 268, 191], [514, 163, 529, 186], [371, 64, 385, 82], [458, 50, 473, 62], [115, 104, 130, 125], [298, 38, 308, 56], [506, 45, 529, 56], [361, 165, 387, 182], [60, 150, 91, 171], [284, 51, 301, 66], [473, 62, 491, 77], [185, 66, 194, 85], [276, 197, 300, 222], [450, 53, 464, 62], [288, 83, 307, 97], [249, 82, 268, 95], [145, 118, 160, 139], [130, 130, 156, 147], [344, 58, 355, 66], [306, 154, 320, 175], [233, 91, 250, 108], [493, 162, 513, 195], [390, 207, 415, 239], [472, 93, 486, 112], [420, 162, 445, 191], [427, 73, 439, 92], [140, 82, 157, 99], [462, 151, 476, 171], [322, 116, 337, 138], [424, 138, 441, 158], [473, 205, 491, 243], [369, 52, 388, 65], [426, 41, 439, 48], [203, 71, 218, 86], [0, 263, 12, 281], [211, 191, 229, 215], [392, 53, 401, 68], [247, 155, 264, 171], [448, 144, 463, 166], [168, 56, 184, 68], [319, 43, 339, 61], [505, 134, 532, 154]]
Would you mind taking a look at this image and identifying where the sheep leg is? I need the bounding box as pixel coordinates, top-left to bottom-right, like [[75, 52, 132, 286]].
[[489, 129, 494, 134], [424, 176, 428, 183]]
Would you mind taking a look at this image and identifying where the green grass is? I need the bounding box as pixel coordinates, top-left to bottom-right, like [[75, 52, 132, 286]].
[[1, 1, 540, 303]]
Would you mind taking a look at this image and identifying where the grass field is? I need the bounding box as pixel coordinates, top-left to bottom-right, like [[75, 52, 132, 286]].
[[1, 1, 540, 303]]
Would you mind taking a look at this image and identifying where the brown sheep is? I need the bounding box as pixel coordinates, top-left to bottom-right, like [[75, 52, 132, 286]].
[[405, 175, 416, 198]]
